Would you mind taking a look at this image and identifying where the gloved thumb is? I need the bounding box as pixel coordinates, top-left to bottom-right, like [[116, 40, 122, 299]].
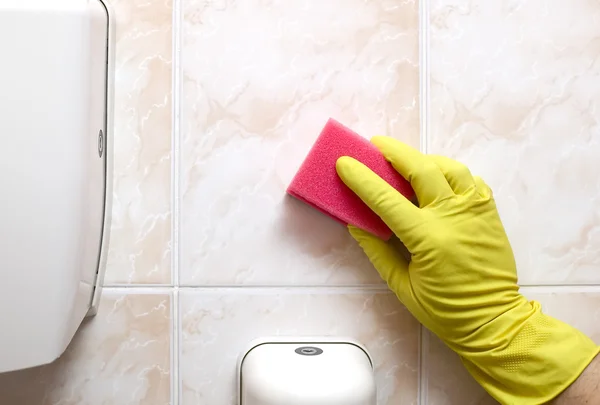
[[348, 226, 410, 300]]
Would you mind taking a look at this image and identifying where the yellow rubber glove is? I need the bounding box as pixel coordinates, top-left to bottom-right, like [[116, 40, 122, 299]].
[[336, 137, 599, 405]]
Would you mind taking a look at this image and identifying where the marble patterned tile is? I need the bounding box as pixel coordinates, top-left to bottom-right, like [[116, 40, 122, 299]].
[[423, 288, 600, 404], [429, 0, 600, 285], [180, 290, 420, 405], [181, 0, 420, 285], [0, 292, 171, 405], [103, 0, 173, 284], [423, 333, 498, 405]]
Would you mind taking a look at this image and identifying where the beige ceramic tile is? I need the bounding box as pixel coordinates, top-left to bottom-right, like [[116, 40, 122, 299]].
[[429, 0, 600, 285], [424, 333, 497, 405], [104, 0, 173, 284], [180, 290, 419, 404], [181, 0, 420, 285], [423, 289, 600, 404], [0, 292, 171, 405], [525, 289, 600, 341]]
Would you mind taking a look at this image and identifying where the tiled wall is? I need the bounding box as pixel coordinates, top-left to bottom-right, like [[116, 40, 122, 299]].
[[1, 0, 599, 404]]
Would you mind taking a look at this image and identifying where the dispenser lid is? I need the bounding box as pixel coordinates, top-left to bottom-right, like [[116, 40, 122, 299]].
[[239, 337, 376, 405]]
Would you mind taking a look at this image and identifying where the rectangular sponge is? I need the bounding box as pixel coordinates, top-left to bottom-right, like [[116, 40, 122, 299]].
[[287, 118, 415, 240]]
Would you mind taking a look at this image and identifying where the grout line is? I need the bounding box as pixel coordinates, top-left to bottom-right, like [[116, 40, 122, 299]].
[[172, 289, 180, 405], [102, 286, 174, 294], [419, 326, 430, 405], [103, 284, 389, 290], [178, 284, 391, 294], [416, 324, 422, 405], [419, 0, 430, 155], [171, 0, 182, 404], [103, 283, 174, 288], [169, 291, 176, 405], [171, 0, 182, 289], [520, 285, 600, 293]]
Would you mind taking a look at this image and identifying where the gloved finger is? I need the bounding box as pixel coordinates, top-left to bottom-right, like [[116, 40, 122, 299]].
[[473, 176, 493, 199], [336, 156, 424, 243], [348, 226, 410, 299], [429, 155, 475, 195], [371, 136, 454, 207]]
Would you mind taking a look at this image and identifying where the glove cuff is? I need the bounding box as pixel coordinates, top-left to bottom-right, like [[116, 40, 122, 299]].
[[460, 302, 599, 404]]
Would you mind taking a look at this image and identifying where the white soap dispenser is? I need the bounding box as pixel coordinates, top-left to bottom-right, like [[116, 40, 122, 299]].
[[238, 337, 377, 405], [0, 0, 114, 372]]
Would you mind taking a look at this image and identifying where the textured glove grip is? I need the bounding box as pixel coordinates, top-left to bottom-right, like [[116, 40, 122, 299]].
[[460, 306, 599, 405]]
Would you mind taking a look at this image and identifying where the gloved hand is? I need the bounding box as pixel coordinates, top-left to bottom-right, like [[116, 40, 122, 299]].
[[336, 137, 599, 405]]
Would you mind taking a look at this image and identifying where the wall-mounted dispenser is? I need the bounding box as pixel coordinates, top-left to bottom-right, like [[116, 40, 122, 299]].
[[238, 337, 377, 405], [0, 0, 114, 372]]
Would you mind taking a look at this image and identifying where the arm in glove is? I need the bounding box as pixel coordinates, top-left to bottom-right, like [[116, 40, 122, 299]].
[[336, 137, 599, 405]]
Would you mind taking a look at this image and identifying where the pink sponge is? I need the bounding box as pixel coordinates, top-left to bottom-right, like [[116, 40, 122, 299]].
[[287, 118, 415, 240]]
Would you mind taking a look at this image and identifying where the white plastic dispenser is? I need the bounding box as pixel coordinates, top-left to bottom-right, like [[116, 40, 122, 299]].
[[238, 337, 377, 405], [0, 0, 114, 372]]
